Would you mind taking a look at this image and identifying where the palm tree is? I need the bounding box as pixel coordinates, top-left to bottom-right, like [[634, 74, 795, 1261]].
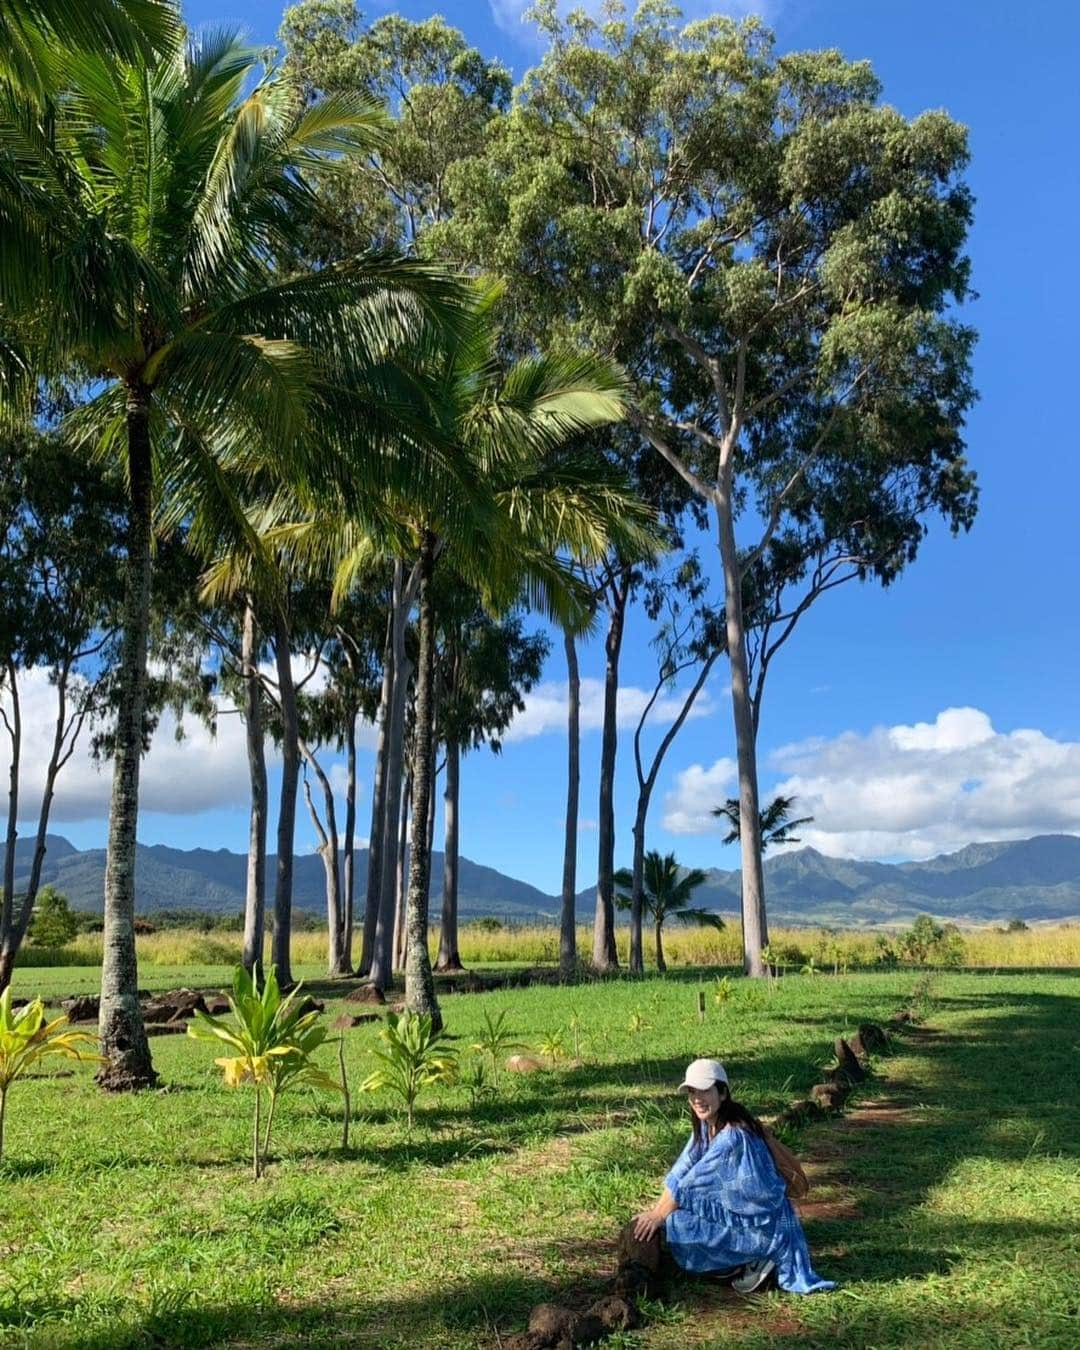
[[262, 289, 651, 1023], [615, 851, 722, 974], [713, 794, 814, 852], [0, 29, 467, 1088], [0, 0, 178, 100]]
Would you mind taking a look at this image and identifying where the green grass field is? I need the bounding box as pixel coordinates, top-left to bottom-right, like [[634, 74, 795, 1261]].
[[2, 968, 1077, 1348]]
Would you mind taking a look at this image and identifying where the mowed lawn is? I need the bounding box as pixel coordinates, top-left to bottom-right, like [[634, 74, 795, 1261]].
[[2, 969, 1077, 1348]]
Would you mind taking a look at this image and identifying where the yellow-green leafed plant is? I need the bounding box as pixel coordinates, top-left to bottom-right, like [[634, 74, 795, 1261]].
[[187, 965, 340, 1178], [0, 988, 104, 1164], [360, 1010, 458, 1129]]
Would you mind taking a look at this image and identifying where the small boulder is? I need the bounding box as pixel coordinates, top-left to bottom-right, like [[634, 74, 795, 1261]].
[[60, 995, 99, 1022], [586, 1294, 638, 1332], [834, 1036, 866, 1083], [345, 984, 386, 1005], [527, 1303, 578, 1346], [205, 994, 231, 1015], [142, 989, 208, 1023], [810, 1079, 848, 1111], [506, 1054, 546, 1074], [615, 1221, 661, 1274], [774, 1098, 823, 1130], [858, 1022, 888, 1052], [145, 1022, 188, 1037], [293, 996, 325, 1018]]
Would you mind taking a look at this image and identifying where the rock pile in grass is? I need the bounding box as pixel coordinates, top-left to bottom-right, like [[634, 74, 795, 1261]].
[[503, 1225, 658, 1349]]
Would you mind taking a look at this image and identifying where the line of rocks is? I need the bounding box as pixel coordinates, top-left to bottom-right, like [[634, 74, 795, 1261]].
[[505, 1012, 906, 1349], [56, 988, 326, 1035]]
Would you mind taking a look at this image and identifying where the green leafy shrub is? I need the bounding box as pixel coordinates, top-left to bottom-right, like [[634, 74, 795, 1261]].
[[28, 887, 78, 949], [900, 915, 967, 967], [187, 965, 340, 1178], [0, 988, 103, 1163], [470, 1009, 523, 1087], [360, 1010, 458, 1129]]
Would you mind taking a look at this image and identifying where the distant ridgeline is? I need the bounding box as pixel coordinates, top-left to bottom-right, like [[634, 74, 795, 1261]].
[[13, 833, 1080, 926]]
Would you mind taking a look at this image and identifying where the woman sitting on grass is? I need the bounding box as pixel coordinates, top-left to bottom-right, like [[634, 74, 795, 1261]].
[[632, 1059, 835, 1294]]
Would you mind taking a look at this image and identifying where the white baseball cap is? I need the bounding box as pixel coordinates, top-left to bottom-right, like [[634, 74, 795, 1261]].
[[679, 1058, 729, 1091]]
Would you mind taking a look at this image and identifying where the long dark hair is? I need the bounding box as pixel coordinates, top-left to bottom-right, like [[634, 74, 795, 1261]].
[[690, 1079, 765, 1149]]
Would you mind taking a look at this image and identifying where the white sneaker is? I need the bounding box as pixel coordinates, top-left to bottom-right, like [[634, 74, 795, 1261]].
[[731, 1259, 775, 1293]]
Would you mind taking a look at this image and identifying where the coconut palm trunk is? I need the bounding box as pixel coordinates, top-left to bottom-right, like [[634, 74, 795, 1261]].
[[241, 600, 267, 978], [97, 387, 156, 1090], [272, 612, 300, 986], [371, 562, 415, 991], [435, 739, 462, 971], [359, 614, 393, 975], [559, 629, 580, 982], [342, 703, 357, 969], [593, 571, 628, 972], [403, 531, 441, 1028], [655, 918, 667, 974], [392, 770, 410, 972], [715, 493, 769, 975]]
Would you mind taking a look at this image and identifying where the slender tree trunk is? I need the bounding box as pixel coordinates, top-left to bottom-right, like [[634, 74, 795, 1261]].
[[371, 564, 414, 991], [97, 385, 156, 1091], [300, 739, 349, 977], [241, 601, 267, 979], [628, 652, 720, 976], [403, 531, 441, 1028], [560, 630, 580, 982], [359, 609, 394, 975], [655, 919, 666, 974], [392, 771, 410, 972], [715, 493, 768, 976], [342, 705, 357, 970], [0, 659, 21, 995], [593, 572, 628, 972], [1, 659, 87, 993], [629, 796, 648, 975], [435, 739, 462, 971], [272, 611, 300, 987]]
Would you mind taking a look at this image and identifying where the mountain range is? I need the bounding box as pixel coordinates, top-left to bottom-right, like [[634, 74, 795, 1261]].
[[13, 832, 1080, 926]]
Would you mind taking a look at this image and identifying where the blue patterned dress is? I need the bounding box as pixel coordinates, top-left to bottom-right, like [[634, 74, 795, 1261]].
[[663, 1123, 835, 1294]]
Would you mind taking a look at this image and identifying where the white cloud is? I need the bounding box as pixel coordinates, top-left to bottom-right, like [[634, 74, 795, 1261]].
[[766, 707, 1080, 859], [502, 676, 716, 744], [661, 707, 1080, 859], [4, 664, 377, 825], [662, 756, 738, 835]]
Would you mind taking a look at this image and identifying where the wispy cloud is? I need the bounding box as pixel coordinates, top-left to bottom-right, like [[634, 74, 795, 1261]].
[[502, 676, 717, 744]]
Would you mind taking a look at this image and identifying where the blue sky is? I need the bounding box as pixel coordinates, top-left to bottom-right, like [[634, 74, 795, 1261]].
[[30, 0, 1080, 893]]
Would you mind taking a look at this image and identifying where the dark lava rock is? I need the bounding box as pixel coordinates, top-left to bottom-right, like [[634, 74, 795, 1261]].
[[859, 1022, 888, 1051], [810, 1079, 848, 1110], [293, 996, 325, 1018], [586, 1294, 638, 1332], [205, 994, 231, 1015], [60, 995, 99, 1022], [345, 984, 386, 1005], [774, 1098, 824, 1130], [145, 1022, 189, 1037], [142, 989, 208, 1023], [615, 1222, 661, 1274], [834, 1036, 867, 1083], [527, 1303, 578, 1346]]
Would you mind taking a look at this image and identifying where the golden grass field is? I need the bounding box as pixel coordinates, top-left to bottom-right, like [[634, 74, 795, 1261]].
[[17, 918, 1080, 970]]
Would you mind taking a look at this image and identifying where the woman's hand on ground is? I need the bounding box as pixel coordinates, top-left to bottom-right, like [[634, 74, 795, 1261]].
[[632, 1209, 664, 1242]]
